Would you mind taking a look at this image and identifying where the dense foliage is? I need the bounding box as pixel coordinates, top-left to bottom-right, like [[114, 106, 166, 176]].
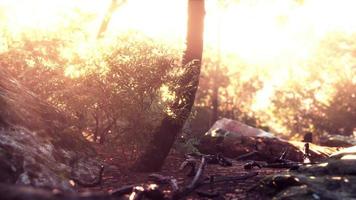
[[1, 33, 182, 159], [1, 28, 355, 157]]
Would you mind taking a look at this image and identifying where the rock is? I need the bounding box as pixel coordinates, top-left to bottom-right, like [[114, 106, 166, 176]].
[[71, 157, 104, 187], [0, 69, 101, 191], [198, 118, 337, 162], [256, 147, 356, 200], [319, 135, 356, 147], [0, 127, 73, 191], [0, 143, 24, 183]]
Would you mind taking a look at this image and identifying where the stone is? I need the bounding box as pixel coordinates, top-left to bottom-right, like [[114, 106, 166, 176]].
[[205, 118, 274, 138], [0, 69, 101, 191], [71, 157, 104, 187]]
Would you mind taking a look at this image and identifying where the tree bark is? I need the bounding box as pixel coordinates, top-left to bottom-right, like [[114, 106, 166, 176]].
[[132, 0, 205, 172]]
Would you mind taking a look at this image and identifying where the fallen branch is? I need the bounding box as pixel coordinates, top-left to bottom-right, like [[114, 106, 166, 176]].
[[244, 161, 264, 170], [206, 153, 232, 167], [110, 185, 134, 197], [173, 156, 258, 200], [235, 151, 259, 160], [172, 156, 206, 200], [244, 160, 300, 170], [148, 174, 179, 192], [207, 172, 258, 185], [188, 156, 206, 189]]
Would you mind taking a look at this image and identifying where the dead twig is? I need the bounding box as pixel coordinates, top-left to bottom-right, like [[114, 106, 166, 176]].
[[279, 147, 289, 160]]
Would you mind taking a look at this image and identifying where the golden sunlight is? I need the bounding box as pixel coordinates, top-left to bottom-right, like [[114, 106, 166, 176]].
[[0, 0, 108, 34], [160, 84, 176, 103], [1, 0, 355, 135], [2, 0, 356, 63], [1, 0, 356, 196]]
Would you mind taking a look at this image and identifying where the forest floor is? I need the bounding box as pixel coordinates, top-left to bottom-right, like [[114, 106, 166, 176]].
[[78, 145, 286, 200]]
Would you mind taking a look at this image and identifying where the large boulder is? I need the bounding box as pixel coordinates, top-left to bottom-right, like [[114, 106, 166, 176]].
[[198, 118, 337, 162], [0, 69, 101, 191], [205, 118, 274, 138]]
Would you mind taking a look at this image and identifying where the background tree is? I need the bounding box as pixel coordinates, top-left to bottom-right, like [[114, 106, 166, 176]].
[[258, 32, 356, 139]]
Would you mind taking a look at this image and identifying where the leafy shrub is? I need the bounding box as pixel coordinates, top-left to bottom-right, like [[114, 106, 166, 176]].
[[1, 32, 181, 158]]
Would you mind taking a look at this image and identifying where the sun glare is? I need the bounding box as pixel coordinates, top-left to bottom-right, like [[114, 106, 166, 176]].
[[0, 0, 108, 35], [1, 0, 355, 134], [2, 0, 356, 63]]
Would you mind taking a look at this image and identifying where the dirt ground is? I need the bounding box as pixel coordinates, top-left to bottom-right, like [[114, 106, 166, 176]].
[[78, 147, 287, 200]]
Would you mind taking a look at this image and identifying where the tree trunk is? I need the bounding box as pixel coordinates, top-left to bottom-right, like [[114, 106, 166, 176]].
[[97, 0, 126, 39], [132, 0, 205, 172]]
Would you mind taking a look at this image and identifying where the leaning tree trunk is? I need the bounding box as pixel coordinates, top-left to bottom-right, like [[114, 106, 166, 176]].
[[133, 0, 205, 172]]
